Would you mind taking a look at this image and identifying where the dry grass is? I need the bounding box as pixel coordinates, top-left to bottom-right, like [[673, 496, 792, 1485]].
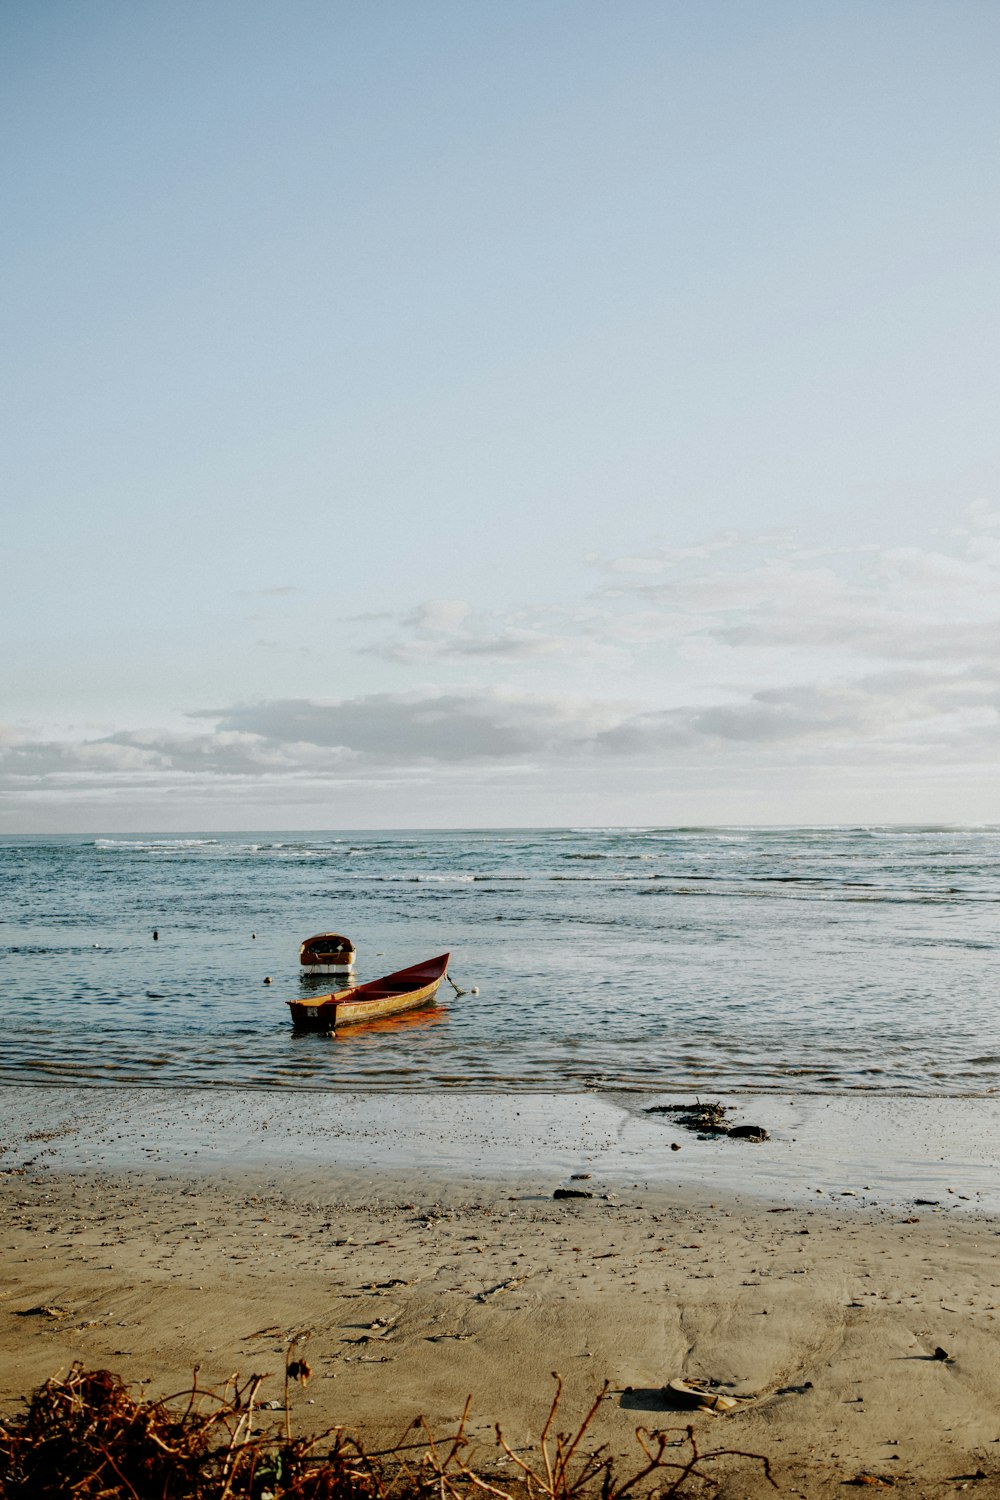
[[0, 1355, 775, 1500]]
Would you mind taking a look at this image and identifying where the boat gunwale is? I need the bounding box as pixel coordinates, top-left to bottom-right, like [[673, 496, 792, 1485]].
[[287, 952, 450, 1024]]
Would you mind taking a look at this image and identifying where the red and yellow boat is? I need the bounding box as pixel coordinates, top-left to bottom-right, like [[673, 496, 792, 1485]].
[[287, 952, 450, 1031]]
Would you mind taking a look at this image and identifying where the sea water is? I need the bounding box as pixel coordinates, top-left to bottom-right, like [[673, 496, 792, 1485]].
[[1, 827, 998, 1095]]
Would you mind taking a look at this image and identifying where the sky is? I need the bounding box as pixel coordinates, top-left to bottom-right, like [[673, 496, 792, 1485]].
[[3, 0, 999, 831]]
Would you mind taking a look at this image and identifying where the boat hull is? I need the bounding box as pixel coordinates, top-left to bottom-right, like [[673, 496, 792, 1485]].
[[288, 953, 450, 1031], [299, 931, 356, 975]]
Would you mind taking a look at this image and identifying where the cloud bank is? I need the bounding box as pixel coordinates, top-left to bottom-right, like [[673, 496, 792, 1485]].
[[4, 508, 1000, 828]]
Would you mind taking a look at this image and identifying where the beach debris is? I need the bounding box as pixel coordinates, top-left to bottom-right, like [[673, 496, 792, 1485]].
[[554, 1186, 594, 1199], [671, 1142, 681, 1151], [847, 1473, 896, 1488], [664, 1377, 744, 1414], [282, 1330, 313, 1439], [0, 1364, 776, 1498], [931, 1345, 952, 1361], [477, 1274, 528, 1301], [646, 1100, 730, 1134], [645, 1100, 769, 1141], [570, 1172, 592, 1180], [16, 1304, 70, 1319]]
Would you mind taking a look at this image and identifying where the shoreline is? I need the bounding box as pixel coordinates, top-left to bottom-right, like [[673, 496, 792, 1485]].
[[3, 1084, 1000, 1214], [4, 1087, 1000, 1494]]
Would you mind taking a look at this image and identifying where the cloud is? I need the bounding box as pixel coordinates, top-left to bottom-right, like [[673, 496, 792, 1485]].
[[5, 650, 999, 804], [235, 585, 300, 598], [367, 630, 612, 665], [586, 530, 746, 574], [589, 507, 1000, 669], [371, 561, 766, 667], [6, 506, 1000, 825], [365, 596, 625, 666], [359, 504, 1000, 680], [406, 599, 473, 632], [194, 690, 622, 762]]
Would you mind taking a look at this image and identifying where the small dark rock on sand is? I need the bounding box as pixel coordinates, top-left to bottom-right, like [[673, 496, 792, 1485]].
[[729, 1124, 769, 1142]]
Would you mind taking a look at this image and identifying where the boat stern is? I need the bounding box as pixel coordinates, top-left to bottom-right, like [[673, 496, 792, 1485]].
[[287, 998, 338, 1031]]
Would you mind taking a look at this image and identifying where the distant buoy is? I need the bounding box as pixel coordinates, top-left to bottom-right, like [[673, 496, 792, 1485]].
[[263, 976, 272, 985], [251, 932, 256, 940], [470, 986, 479, 994], [152, 930, 159, 941]]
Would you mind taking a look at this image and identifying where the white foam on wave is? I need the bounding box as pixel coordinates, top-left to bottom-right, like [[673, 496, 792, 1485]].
[[563, 851, 657, 861], [94, 838, 218, 850]]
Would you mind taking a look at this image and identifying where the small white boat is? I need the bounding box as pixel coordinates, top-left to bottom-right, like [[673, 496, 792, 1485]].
[[299, 932, 356, 975]]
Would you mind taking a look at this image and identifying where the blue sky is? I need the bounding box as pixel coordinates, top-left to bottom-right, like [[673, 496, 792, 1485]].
[[3, 1, 999, 829]]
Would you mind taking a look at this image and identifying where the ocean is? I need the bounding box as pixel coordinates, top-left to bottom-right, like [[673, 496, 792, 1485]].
[[1, 827, 998, 1096]]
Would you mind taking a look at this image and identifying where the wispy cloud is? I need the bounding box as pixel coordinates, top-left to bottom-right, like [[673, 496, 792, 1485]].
[[588, 506, 1000, 671], [355, 506, 1000, 678], [362, 596, 625, 666], [235, 585, 301, 598]]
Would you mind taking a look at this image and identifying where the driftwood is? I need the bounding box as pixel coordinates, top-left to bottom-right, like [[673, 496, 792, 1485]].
[[0, 1361, 775, 1499]]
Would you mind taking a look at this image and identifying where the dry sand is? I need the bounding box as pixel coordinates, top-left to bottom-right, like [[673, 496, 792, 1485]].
[[3, 1087, 1000, 1497]]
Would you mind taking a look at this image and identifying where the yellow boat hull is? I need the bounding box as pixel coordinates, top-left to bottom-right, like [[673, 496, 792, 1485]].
[[288, 953, 450, 1031]]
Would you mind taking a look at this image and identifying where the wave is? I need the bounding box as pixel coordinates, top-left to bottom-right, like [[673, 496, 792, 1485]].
[[341, 872, 478, 884], [562, 852, 657, 861], [94, 838, 218, 850]]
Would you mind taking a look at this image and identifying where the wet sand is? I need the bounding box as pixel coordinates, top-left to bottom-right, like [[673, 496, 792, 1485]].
[[3, 1087, 1000, 1496]]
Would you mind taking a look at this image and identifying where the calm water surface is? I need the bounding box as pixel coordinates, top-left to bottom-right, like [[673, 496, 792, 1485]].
[[1, 827, 998, 1095]]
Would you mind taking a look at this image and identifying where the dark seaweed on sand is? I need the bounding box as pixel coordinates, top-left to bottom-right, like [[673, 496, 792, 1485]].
[[644, 1102, 770, 1142], [645, 1101, 731, 1134]]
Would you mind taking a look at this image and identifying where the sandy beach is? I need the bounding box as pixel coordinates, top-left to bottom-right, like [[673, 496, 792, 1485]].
[[3, 1087, 1000, 1496]]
